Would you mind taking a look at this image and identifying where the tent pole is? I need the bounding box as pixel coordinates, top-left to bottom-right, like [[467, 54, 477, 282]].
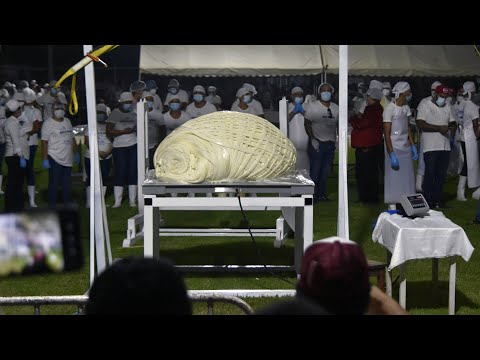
[[337, 45, 349, 239]]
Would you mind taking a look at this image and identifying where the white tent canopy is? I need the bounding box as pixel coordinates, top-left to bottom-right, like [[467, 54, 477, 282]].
[[140, 45, 480, 77]]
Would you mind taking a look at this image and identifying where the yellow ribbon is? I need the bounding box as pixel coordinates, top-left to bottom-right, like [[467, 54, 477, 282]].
[[54, 45, 120, 115]]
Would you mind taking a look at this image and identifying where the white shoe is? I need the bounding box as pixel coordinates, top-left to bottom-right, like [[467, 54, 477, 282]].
[[28, 185, 38, 207], [128, 185, 137, 207], [415, 174, 423, 192], [112, 186, 123, 208]]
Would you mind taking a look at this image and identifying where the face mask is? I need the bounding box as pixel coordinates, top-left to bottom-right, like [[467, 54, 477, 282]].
[[243, 95, 251, 103], [97, 113, 107, 122], [406, 94, 412, 102], [147, 101, 154, 110], [50, 88, 58, 96], [294, 97, 304, 104], [382, 89, 390, 96], [169, 102, 181, 111], [436, 97, 446, 107], [149, 89, 157, 95], [457, 95, 464, 103], [169, 87, 178, 95], [122, 103, 133, 112], [193, 94, 204, 103], [320, 91, 332, 102], [54, 109, 65, 118]]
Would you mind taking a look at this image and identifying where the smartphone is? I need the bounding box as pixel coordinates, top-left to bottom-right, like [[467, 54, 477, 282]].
[[0, 207, 83, 277]]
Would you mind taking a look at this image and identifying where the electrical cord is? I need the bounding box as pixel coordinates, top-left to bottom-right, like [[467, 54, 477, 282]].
[[235, 189, 295, 286]]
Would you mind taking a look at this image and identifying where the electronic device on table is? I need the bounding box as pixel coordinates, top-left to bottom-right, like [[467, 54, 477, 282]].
[[399, 194, 430, 218]]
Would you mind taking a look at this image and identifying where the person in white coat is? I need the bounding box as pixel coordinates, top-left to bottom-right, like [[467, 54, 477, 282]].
[[36, 80, 68, 121], [163, 79, 189, 112], [456, 81, 480, 200], [106, 92, 138, 208], [21, 88, 43, 207], [383, 82, 417, 208], [205, 86, 222, 110], [416, 84, 457, 208], [145, 80, 163, 111], [415, 80, 442, 192], [143, 92, 165, 170], [232, 83, 265, 118], [186, 85, 217, 119], [0, 89, 9, 195], [287, 86, 310, 173]]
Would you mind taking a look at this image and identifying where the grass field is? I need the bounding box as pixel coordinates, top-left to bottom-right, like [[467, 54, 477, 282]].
[[0, 147, 479, 315]]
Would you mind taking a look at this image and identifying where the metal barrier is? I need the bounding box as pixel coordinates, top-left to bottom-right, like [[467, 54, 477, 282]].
[[0, 294, 254, 315]]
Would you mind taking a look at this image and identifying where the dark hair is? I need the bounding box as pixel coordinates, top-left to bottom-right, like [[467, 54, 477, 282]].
[[85, 257, 192, 315]]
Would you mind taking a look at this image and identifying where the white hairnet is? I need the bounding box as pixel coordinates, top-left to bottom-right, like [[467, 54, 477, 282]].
[[208, 86, 216, 92], [463, 81, 476, 93], [118, 92, 134, 102], [242, 83, 257, 95], [369, 80, 383, 91], [23, 88, 37, 103], [0, 89, 9, 98], [129, 80, 146, 92], [367, 88, 383, 100], [392, 82, 411, 98], [318, 82, 335, 94], [5, 99, 21, 112], [168, 79, 180, 88], [431, 81, 442, 90], [236, 87, 250, 98], [168, 94, 182, 103], [13, 92, 25, 102], [193, 85, 205, 94], [291, 86, 304, 95], [57, 92, 68, 105], [382, 82, 391, 89]]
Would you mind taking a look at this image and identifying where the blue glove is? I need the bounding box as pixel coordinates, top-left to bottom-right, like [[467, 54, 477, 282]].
[[389, 152, 399, 170], [74, 152, 81, 165], [43, 159, 50, 169], [19, 157, 27, 168], [411, 144, 418, 161], [293, 102, 304, 114]]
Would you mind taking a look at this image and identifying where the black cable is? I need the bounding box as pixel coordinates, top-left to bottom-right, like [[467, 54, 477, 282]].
[[235, 189, 295, 286]]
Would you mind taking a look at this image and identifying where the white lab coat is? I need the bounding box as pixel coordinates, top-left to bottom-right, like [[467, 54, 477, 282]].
[[462, 100, 480, 188]]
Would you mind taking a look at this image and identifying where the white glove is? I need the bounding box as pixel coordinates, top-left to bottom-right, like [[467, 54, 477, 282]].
[[311, 139, 320, 151]]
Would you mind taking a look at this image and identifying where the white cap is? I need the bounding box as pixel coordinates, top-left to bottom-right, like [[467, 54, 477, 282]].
[[392, 81, 411, 98], [5, 99, 21, 112], [13, 92, 25, 102], [382, 82, 391, 89], [118, 92, 134, 102], [369, 80, 383, 91], [236, 87, 250, 98], [463, 81, 476, 93], [168, 79, 180, 88], [23, 88, 37, 103], [96, 104, 108, 113], [193, 85, 205, 94], [367, 88, 383, 100], [242, 83, 257, 95], [318, 82, 335, 94], [0, 89, 9, 98], [431, 81, 442, 90], [291, 86, 304, 95], [208, 86, 216, 92], [168, 94, 182, 103]]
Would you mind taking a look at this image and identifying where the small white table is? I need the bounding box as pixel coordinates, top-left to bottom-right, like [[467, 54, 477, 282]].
[[372, 210, 474, 315]]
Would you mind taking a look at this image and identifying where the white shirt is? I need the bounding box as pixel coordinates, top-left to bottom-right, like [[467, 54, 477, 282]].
[[304, 100, 339, 142], [462, 100, 479, 142], [4, 116, 29, 159], [147, 109, 165, 148], [205, 94, 222, 107], [232, 98, 264, 116], [106, 108, 137, 148], [84, 123, 112, 159], [186, 101, 217, 119], [41, 117, 74, 166], [164, 89, 189, 106], [21, 105, 43, 146], [152, 93, 163, 111], [417, 100, 456, 153], [163, 111, 191, 135]]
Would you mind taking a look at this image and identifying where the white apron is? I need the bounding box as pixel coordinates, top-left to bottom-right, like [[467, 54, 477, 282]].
[[384, 107, 415, 204], [463, 104, 480, 188], [288, 113, 310, 174]]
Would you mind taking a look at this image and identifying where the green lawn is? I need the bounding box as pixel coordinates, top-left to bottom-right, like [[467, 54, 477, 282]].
[[0, 148, 479, 315]]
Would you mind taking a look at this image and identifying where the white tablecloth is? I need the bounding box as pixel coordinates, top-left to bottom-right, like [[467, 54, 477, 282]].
[[372, 210, 474, 270]]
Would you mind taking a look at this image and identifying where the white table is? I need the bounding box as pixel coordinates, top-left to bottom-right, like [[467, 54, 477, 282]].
[[142, 175, 315, 273], [372, 210, 474, 315]]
